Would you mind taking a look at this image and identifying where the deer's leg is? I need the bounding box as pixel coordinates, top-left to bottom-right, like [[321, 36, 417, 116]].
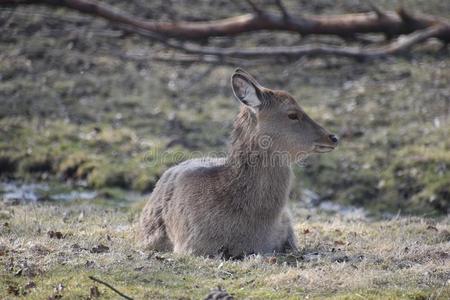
[[139, 202, 173, 252], [281, 225, 298, 253]]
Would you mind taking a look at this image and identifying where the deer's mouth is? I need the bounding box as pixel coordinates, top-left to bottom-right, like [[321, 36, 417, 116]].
[[313, 144, 336, 153]]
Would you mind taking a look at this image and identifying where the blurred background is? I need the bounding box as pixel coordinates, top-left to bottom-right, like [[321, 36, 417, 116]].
[[0, 0, 449, 216]]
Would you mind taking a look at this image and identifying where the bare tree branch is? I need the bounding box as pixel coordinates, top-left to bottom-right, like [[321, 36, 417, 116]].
[[274, 0, 289, 20], [1, 0, 449, 62], [88, 276, 133, 300], [1, 0, 449, 41], [244, 0, 264, 16], [125, 23, 450, 61]]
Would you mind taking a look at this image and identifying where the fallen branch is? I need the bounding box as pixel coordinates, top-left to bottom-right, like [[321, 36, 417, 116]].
[[1, 0, 449, 62], [88, 276, 133, 300], [1, 0, 449, 41], [274, 0, 290, 21], [124, 23, 450, 61]]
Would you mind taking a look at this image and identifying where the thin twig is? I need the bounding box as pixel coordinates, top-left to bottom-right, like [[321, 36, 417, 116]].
[[0, 6, 15, 32], [88, 276, 134, 300], [367, 0, 386, 18], [244, 0, 264, 15], [397, 6, 416, 24], [274, 0, 289, 20]]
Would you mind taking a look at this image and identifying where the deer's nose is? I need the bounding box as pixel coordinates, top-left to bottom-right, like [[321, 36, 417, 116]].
[[329, 134, 339, 144]]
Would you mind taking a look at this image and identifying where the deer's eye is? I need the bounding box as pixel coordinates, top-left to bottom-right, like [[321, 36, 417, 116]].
[[288, 113, 298, 120]]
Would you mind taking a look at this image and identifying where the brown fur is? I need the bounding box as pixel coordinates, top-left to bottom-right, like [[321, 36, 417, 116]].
[[139, 69, 337, 257]]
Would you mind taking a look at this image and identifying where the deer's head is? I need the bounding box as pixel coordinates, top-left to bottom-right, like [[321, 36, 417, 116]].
[[231, 69, 338, 161]]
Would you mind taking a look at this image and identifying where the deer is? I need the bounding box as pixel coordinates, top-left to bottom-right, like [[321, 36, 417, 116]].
[[139, 68, 338, 258]]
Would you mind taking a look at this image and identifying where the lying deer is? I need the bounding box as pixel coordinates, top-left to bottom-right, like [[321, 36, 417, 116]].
[[139, 69, 338, 257]]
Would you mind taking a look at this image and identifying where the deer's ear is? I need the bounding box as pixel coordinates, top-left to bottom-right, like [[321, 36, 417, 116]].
[[231, 73, 262, 108]]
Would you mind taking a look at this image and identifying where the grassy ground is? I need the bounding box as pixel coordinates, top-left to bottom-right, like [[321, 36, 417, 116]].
[[0, 201, 449, 299], [0, 1, 450, 299], [1, 1, 449, 215]]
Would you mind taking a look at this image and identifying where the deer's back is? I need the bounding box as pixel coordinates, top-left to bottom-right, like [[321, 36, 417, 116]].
[[149, 156, 231, 218]]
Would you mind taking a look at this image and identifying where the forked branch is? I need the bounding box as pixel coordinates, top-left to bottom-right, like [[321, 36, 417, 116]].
[[274, 0, 290, 20], [1, 0, 449, 61], [244, 0, 264, 16], [121, 22, 450, 61], [1, 0, 449, 40]]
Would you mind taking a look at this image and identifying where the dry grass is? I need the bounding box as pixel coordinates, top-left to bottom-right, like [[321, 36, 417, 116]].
[[0, 201, 448, 299], [0, 1, 449, 299]]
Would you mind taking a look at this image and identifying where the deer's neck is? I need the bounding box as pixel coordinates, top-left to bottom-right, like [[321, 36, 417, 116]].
[[225, 108, 292, 216]]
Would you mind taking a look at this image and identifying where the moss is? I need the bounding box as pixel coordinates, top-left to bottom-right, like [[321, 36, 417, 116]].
[[52, 80, 75, 97], [131, 172, 157, 193], [1, 0, 449, 215], [74, 160, 99, 180], [57, 151, 90, 179], [96, 187, 129, 200], [18, 153, 53, 174], [87, 165, 130, 189], [381, 146, 450, 214]]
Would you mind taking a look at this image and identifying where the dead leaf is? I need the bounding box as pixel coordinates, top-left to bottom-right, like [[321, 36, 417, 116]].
[[332, 255, 349, 263], [7, 285, 20, 296], [427, 225, 438, 232], [90, 286, 100, 299], [90, 244, 109, 254], [47, 231, 64, 239], [268, 256, 277, 264], [154, 255, 166, 261]]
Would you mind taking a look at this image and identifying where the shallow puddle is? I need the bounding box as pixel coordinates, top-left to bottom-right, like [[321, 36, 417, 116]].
[[0, 182, 97, 202]]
